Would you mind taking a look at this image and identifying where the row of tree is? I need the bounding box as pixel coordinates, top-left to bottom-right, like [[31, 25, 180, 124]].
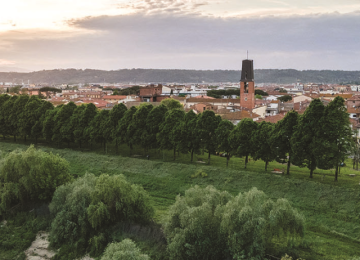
[[0, 94, 353, 180]]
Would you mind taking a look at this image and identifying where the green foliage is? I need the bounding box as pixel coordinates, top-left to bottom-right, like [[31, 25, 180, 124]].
[[117, 106, 138, 149], [291, 99, 329, 177], [49, 173, 154, 254], [255, 94, 263, 99], [101, 239, 150, 260], [255, 89, 269, 96], [196, 110, 221, 164], [179, 110, 200, 162], [0, 145, 72, 214], [163, 185, 232, 260], [164, 185, 305, 260], [39, 86, 62, 93], [279, 89, 288, 93], [229, 118, 258, 168], [191, 169, 208, 178], [251, 121, 276, 170], [145, 104, 168, 150], [116, 85, 140, 95], [160, 98, 183, 110], [215, 119, 234, 166], [52, 102, 77, 145], [271, 110, 299, 174], [207, 89, 239, 98], [278, 95, 292, 102]]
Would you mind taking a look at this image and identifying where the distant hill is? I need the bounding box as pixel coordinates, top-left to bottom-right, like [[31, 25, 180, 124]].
[[1, 68, 360, 84]]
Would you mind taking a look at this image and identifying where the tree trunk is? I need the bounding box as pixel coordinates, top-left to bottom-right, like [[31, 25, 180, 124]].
[[208, 152, 211, 165], [173, 147, 176, 161], [245, 155, 248, 169], [24, 135, 26, 143], [265, 161, 268, 171], [35, 136, 37, 144], [335, 164, 338, 182], [227, 154, 229, 167], [310, 168, 313, 178], [14, 135, 16, 142], [357, 159, 359, 170], [287, 156, 291, 175], [191, 149, 194, 162], [115, 139, 118, 155], [353, 159, 355, 169]]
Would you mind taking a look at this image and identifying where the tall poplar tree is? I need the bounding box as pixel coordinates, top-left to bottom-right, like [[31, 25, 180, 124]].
[[109, 103, 127, 154], [197, 110, 221, 164], [271, 110, 299, 174], [180, 110, 200, 162], [117, 106, 138, 151], [229, 118, 258, 169], [291, 99, 326, 178], [251, 121, 275, 171], [321, 96, 353, 181], [145, 104, 168, 150], [215, 119, 234, 167]]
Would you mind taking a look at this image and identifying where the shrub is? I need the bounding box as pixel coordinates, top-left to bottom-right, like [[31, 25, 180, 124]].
[[49, 173, 154, 255], [101, 239, 149, 260], [0, 145, 72, 214], [163, 186, 305, 260]]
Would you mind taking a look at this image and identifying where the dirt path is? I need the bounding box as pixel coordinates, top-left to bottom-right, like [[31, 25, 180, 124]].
[[25, 232, 55, 260]]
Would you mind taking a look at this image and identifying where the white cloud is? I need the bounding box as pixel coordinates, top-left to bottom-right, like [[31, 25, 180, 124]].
[[1, 11, 360, 70]]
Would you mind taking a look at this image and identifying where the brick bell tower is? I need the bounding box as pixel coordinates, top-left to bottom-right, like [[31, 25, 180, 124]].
[[240, 59, 255, 110]]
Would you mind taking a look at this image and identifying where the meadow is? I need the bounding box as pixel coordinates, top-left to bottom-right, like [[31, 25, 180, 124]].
[[1, 140, 360, 260]]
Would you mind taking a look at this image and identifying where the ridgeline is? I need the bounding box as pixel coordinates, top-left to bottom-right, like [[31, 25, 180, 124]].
[[1, 68, 360, 84]]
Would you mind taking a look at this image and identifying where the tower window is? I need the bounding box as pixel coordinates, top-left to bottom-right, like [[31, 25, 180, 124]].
[[244, 82, 248, 94]]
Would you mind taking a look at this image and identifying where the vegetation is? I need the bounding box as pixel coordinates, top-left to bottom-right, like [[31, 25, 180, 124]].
[[101, 239, 150, 260], [0, 145, 71, 214], [1, 142, 360, 259], [278, 95, 293, 102], [207, 89, 239, 98]]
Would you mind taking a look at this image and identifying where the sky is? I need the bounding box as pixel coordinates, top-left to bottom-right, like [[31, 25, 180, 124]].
[[0, 0, 360, 71]]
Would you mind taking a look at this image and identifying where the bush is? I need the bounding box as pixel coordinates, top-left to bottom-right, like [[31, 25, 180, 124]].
[[49, 173, 154, 255], [101, 239, 149, 260], [163, 186, 305, 260], [0, 145, 72, 214]]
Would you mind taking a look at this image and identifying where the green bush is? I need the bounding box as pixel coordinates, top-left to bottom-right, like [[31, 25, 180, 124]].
[[163, 186, 305, 260], [101, 239, 150, 260], [49, 173, 154, 255], [0, 145, 72, 214]]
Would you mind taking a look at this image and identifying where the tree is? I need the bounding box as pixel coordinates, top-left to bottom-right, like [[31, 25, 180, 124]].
[[160, 98, 183, 110], [65, 105, 86, 147], [215, 119, 234, 167], [279, 88, 288, 93], [22, 95, 42, 142], [163, 186, 305, 260], [101, 239, 149, 260], [4, 95, 19, 141], [197, 110, 221, 164], [255, 94, 263, 99], [145, 104, 168, 150], [52, 102, 77, 146], [251, 121, 276, 171], [109, 104, 127, 154], [163, 185, 232, 260], [220, 188, 305, 259], [271, 110, 299, 174], [42, 107, 59, 143], [277, 95, 292, 102], [157, 109, 185, 160], [291, 99, 327, 178], [117, 106, 138, 151], [0, 145, 72, 214], [73, 103, 98, 148], [88, 109, 110, 150], [31, 100, 54, 144], [127, 103, 154, 152], [255, 89, 269, 96], [229, 118, 258, 169], [321, 96, 353, 181], [0, 94, 11, 139], [13, 95, 29, 141], [180, 110, 200, 162]]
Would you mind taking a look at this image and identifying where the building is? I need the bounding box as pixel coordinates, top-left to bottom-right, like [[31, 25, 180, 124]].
[[240, 59, 255, 110], [139, 84, 162, 102]]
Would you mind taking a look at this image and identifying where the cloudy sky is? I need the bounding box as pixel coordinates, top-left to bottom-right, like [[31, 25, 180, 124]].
[[0, 0, 360, 71]]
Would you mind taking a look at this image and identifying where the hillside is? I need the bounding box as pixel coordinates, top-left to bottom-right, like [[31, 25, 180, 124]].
[[1, 68, 360, 84], [0, 141, 359, 260]]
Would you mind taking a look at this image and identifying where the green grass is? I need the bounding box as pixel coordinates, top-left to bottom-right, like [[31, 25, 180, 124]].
[[1, 140, 360, 259]]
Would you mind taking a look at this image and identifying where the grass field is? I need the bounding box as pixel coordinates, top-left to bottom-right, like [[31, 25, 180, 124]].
[[1, 140, 360, 259]]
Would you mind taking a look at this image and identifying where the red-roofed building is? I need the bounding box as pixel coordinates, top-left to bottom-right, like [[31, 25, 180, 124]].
[[102, 95, 127, 103]]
